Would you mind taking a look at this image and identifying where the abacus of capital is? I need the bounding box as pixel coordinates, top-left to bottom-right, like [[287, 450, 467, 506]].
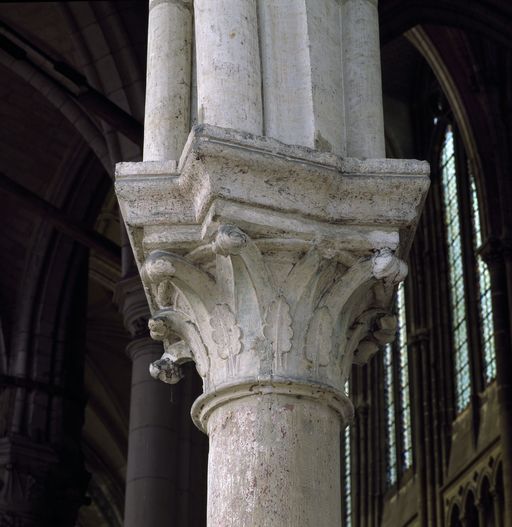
[[115, 0, 430, 525]]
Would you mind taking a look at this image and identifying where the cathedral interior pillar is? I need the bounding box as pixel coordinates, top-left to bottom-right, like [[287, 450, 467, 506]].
[[115, 278, 181, 527], [144, 0, 192, 162], [341, 0, 385, 158], [115, 1, 430, 524]]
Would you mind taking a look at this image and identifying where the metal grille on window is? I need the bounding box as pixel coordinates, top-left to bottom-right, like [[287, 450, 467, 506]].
[[440, 126, 471, 412]]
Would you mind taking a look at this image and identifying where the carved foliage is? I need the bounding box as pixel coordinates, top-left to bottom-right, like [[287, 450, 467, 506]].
[[305, 306, 333, 369], [142, 224, 407, 387], [372, 248, 408, 284], [141, 251, 176, 308], [263, 296, 293, 369], [210, 304, 242, 360], [212, 224, 249, 256]]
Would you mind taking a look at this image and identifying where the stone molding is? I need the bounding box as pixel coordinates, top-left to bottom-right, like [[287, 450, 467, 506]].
[[116, 125, 430, 264], [191, 378, 353, 434]]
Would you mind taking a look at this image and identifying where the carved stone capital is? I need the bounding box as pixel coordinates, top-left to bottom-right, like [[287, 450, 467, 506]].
[[138, 224, 406, 426], [115, 125, 429, 425]]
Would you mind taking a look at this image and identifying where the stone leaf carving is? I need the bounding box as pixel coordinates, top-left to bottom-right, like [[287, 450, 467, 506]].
[[305, 306, 334, 368], [142, 235, 410, 387], [148, 317, 170, 341], [372, 248, 408, 284], [354, 339, 380, 365], [212, 224, 249, 256], [148, 311, 209, 378], [351, 311, 398, 365], [142, 251, 177, 308], [155, 280, 174, 308], [210, 304, 242, 360], [263, 296, 293, 366], [373, 314, 397, 344]]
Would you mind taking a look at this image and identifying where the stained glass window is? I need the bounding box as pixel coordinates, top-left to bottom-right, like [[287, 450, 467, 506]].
[[396, 283, 412, 471], [384, 282, 412, 486], [440, 127, 471, 412], [469, 174, 496, 383], [384, 342, 397, 484]]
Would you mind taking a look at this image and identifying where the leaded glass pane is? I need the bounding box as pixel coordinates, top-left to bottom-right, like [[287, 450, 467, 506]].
[[440, 127, 471, 412], [469, 174, 496, 383], [396, 282, 412, 471], [342, 381, 352, 527], [384, 343, 397, 484]]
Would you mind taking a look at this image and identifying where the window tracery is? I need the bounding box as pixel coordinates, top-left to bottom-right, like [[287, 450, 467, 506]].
[[438, 124, 497, 412], [440, 126, 471, 412], [469, 173, 496, 384]]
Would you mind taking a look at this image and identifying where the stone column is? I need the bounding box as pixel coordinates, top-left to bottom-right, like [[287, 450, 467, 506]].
[[491, 488, 504, 527], [115, 278, 179, 527], [476, 500, 486, 527], [144, 0, 192, 161], [116, 3, 429, 525], [341, 0, 386, 158], [204, 392, 343, 525], [117, 143, 428, 526], [194, 0, 263, 134], [125, 339, 176, 527]]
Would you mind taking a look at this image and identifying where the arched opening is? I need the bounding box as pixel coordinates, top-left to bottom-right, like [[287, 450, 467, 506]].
[[450, 504, 462, 527], [464, 491, 479, 527], [495, 464, 505, 527], [480, 477, 495, 527]]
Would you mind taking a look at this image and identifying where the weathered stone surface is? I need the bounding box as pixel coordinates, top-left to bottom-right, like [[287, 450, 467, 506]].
[[116, 122, 429, 403], [117, 124, 429, 260], [206, 394, 342, 527], [115, 1, 430, 524], [144, 0, 192, 162]]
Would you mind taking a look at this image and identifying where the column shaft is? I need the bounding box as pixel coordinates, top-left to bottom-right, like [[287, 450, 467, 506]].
[[492, 491, 503, 527], [204, 394, 342, 527], [144, 0, 192, 161], [258, 0, 315, 148], [341, 0, 385, 158], [258, 0, 345, 154], [194, 0, 263, 134], [124, 339, 178, 527]]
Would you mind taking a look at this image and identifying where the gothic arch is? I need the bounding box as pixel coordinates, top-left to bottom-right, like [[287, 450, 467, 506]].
[[448, 502, 463, 527], [462, 489, 479, 527], [380, 1, 512, 48], [381, 3, 511, 237]]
